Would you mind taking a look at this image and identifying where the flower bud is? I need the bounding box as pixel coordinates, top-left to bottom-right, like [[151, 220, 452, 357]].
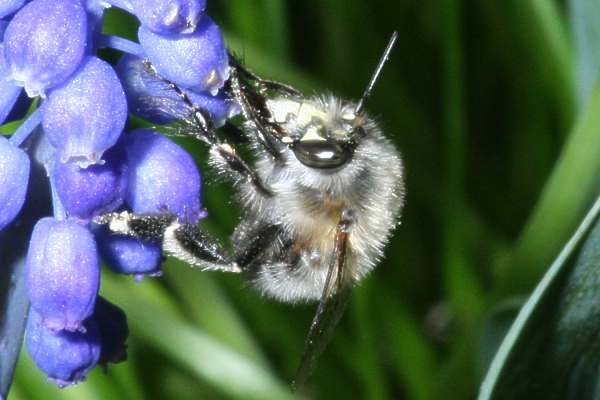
[[0, 136, 30, 230], [0, 43, 24, 125], [42, 56, 127, 167], [125, 129, 205, 223], [116, 53, 239, 126], [95, 225, 162, 279], [4, 0, 87, 97], [94, 297, 129, 366], [131, 0, 206, 35], [26, 217, 100, 332], [138, 15, 229, 94], [26, 309, 100, 388], [0, 0, 25, 19], [53, 144, 128, 220]]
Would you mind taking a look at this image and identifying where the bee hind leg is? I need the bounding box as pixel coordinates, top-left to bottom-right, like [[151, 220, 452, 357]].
[[93, 211, 239, 273]]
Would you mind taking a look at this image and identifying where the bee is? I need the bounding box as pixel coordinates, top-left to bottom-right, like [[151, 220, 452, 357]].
[[95, 32, 403, 389]]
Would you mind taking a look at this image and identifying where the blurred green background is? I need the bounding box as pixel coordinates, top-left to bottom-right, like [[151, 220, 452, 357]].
[[10, 0, 600, 399]]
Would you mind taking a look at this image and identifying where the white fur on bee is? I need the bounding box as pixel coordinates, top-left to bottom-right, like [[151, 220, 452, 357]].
[[237, 95, 404, 303]]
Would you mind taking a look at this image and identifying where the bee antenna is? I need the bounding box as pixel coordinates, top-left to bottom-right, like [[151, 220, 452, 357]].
[[355, 31, 398, 115]]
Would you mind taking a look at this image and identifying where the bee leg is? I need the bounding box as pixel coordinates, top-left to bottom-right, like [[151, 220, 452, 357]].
[[94, 211, 239, 273], [226, 65, 285, 160], [93, 210, 176, 242], [163, 222, 240, 273], [209, 142, 273, 197], [228, 55, 302, 97], [142, 60, 273, 197], [233, 224, 282, 269]]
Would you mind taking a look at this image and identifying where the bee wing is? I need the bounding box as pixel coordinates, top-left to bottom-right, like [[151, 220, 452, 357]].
[[292, 226, 353, 391]]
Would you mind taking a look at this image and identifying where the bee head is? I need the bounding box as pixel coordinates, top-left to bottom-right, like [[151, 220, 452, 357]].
[[267, 96, 368, 170], [266, 31, 398, 170]]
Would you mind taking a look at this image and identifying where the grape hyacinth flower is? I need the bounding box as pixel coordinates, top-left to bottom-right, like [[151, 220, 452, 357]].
[[0, 136, 29, 230], [4, 0, 87, 97], [26, 217, 100, 332], [125, 128, 206, 223], [0, 0, 236, 389], [116, 53, 239, 127], [0, 0, 26, 18], [138, 15, 230, 94], [26, 309, 101, 387], [52, 142, 128, 221], [95, 227, 163, 279], [42, 56, 128, 167], [130, 0, 207, 35]]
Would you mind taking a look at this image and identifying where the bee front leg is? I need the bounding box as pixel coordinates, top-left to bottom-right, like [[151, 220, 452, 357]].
[[142, 60, 273, 197], [94, 211, 239, 273]]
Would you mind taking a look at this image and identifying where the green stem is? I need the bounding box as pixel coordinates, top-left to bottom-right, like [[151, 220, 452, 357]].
[[441, 0, 485, 318]]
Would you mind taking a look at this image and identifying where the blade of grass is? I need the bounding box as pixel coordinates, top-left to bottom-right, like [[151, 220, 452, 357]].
[[164, 259, 270, 369], [441, 0, 485, 318], [568, 0, 600, 108], [512, 0, 576, 131], [497, 83, 600, 294], [101, 274, 294, 400], [380, 291, 437, 400], [349, 280, 389, 400]]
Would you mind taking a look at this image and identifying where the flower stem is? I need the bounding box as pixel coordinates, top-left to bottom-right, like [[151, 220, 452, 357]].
[[97, 34, 145, 58], [9, 108, 41, 147], [49, 174, 66, 221]]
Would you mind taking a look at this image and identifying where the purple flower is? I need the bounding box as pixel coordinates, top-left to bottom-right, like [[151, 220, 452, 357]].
[[26, 309, 101, 387], [53, 143, 128, 221], [3, 0, 240, 388], [94, 297, 129, 366], [42, 56, 127, 166], [0, 0, 26, 18], [116, 53, 239, 127], [4, 0, 88, 97], [0, 43, 25, 124], [138, 15, 229, 94], [26, 217, 100, 332], [125, 129, 205, 223], [131, 0, 206, 35], [0, 136, 30, 230], [95, 225, 162, 279]]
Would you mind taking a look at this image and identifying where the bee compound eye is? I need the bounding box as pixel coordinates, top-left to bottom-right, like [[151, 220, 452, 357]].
[[292, 140, 352, 169]]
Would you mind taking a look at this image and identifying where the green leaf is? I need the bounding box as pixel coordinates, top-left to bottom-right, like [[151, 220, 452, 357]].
[[479, 298, 523, 376], [568, 0, 600, 108], [480, 195, 600, 399]]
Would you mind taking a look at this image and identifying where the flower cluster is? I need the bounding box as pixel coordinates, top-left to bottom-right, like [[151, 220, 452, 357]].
[[0, 0, 237, 387]]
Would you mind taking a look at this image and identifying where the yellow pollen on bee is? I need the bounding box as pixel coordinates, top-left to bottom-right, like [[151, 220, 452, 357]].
[[267, 99, 301, 123], [332, 129, 348, 138], [297, 103, 328, 126], [301, 126, 326, 142], [220, 143, 235, 153]]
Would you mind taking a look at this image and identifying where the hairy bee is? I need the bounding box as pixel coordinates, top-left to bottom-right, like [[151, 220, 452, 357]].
[[96, 32, 403, 388]]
